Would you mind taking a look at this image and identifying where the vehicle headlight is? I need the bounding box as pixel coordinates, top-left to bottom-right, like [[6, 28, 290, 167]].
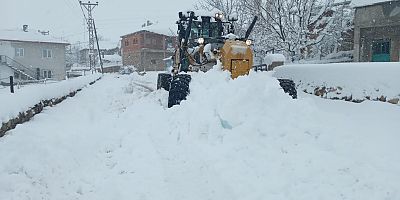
[[215, 13, 224, 19], [198, 37, 205, 44], [246, 39, 252, 46]]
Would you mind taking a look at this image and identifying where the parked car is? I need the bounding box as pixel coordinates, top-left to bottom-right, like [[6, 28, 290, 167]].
[[119, 66, 134, 75]]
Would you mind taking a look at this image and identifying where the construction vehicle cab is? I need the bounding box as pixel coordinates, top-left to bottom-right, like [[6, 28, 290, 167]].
[[173, 11, 256, 78]]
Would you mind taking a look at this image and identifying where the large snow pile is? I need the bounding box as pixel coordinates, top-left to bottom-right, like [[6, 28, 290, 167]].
[[120, 69, 400, 199], [274, 62, 400, 103], [0, 70, 399, 199], [0, 74, 101, 124]]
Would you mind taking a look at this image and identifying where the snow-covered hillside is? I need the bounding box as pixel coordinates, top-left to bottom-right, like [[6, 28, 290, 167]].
[[0, 70, 399, 199]]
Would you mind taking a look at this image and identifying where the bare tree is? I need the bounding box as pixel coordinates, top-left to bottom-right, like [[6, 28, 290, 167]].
[[196, 0, 354, 61], [195, 0, 250, 36], [196, 0, 238, 16]]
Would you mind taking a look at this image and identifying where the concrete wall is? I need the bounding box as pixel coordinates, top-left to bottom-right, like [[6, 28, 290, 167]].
[[354, 2, 400, 62], [141, 49, 173, 71], [358, 26, 400, 62], [0, 64, 13, 83], [122, 49, 173, 71], [0, 41, 14, 82], [0, 41, 13, 58]]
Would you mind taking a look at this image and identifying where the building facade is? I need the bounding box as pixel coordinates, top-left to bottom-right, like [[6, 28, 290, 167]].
[[121, 30, 175, 71], [0, 28, 69, 82], [354, 0, 400, 62]]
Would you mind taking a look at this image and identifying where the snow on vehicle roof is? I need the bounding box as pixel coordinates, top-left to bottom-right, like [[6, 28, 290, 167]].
[[0, 28, 69, 45], [351, 0, 394, 8], [190, 8, 222, 17]]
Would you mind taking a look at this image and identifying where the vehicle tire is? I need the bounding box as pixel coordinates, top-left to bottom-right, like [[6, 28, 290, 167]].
[[157, 73, 172, 91], [278, 79, 297, 99], [168, 74, 192, 108]]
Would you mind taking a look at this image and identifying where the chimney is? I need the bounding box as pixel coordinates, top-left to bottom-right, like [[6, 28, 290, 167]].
[[23, 25, 28, 32]]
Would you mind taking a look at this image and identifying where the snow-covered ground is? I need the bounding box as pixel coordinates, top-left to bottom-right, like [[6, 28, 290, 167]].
[[0, 74, 101, 124], [274, 62, 400, 103], [0, 70, 399, 199]]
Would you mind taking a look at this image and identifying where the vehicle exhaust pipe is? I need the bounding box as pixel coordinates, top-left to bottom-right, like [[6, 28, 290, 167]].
[[245, 16, 258, 40]]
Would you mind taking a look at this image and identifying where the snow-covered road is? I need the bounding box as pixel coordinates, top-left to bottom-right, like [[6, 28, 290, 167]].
[[1, 71, 399, 200]]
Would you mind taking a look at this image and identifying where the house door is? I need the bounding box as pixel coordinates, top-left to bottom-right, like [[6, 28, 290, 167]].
[[372, 39, 391, 62]]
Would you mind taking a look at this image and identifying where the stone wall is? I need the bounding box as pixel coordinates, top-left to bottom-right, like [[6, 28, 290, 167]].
[[298, 81, 400, 105], [0, 77, 101, 137]]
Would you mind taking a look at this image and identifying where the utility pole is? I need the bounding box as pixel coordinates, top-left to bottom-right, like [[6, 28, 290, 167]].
[[93, 20, 104, 73], [79, 1, 100, 73]]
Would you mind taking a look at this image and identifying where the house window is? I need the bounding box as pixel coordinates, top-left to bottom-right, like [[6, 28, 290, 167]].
[[125, 40, 129, 46], [133, 38, 138, 44], [145, 38, 151, 45], [43, 70, 52, 78], [15, 48, 24, 57], [14, 72, 20, 79], [42, 49, 52, 58], [151, 59, 157, 64]]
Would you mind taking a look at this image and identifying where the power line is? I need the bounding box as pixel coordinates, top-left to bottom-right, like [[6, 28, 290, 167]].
[[79, 1, 103, 74], [62, 0, 76, 13], [79, 0, 88, 22]]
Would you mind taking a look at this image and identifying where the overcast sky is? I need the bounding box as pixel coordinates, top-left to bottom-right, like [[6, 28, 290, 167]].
[[1, 0, 198, 48]]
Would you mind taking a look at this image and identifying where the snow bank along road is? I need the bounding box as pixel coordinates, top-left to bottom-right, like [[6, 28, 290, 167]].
[[0, 70, 399, 200]]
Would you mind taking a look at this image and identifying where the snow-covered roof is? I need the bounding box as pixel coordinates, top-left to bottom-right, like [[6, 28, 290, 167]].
[[0, 29, 69, 45], [351, 0, 394, 8], [122, 23, 176, 38], [103, 54, 121, 63], [142, 23, 176, 37]]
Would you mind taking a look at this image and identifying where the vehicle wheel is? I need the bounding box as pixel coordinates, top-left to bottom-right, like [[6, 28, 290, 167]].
[[168, 74, 191, 108], [157, 73, 172, 91], [278, 79, 297, 99]]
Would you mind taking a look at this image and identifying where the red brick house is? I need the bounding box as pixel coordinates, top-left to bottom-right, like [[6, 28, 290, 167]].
[[121, 29, 176, 71]]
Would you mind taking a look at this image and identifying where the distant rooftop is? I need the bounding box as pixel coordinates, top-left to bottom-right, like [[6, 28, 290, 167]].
[[0, 28, 69, 45], [121, 22, 176, 38], [351, 0, 396, 8]]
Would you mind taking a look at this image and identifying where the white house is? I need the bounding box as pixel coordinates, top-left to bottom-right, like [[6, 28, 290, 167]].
[[0, 26, 69, 83]]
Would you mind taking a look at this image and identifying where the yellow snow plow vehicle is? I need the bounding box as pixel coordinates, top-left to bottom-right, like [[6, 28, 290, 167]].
[[157, 11, 296, 108]]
